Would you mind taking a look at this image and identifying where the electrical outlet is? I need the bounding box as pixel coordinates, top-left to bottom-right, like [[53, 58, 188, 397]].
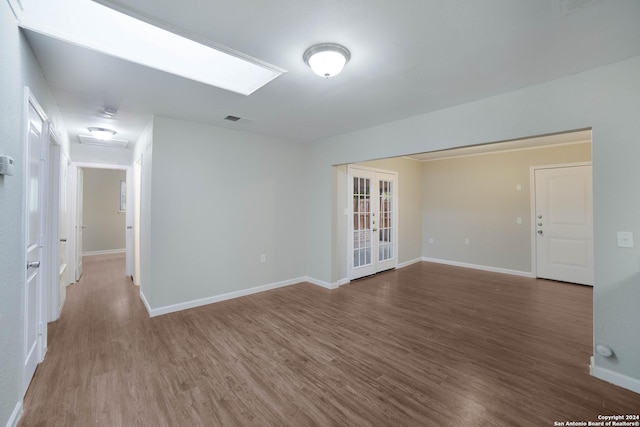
[[429, 237, 434, 244], [516, 217, 522, 224], [260, 254, 266, 262], [464, 238, 470, 245]]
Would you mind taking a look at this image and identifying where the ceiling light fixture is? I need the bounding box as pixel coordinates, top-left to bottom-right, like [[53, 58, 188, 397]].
[[100, 106, 118, 118], [87, 127, 117, 141], [303, 43, 351, 78]]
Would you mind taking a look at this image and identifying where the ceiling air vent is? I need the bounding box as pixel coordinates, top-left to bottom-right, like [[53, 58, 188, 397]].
[[552, 0, 601, 16], [78, 134, 129, 148], [224, 115, 242, 122]]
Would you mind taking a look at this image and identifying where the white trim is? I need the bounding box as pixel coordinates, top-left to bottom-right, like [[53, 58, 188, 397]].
[[590, 357, 640, 394], [82, 249, 126, 256], [5, 401, 22, 427], [145, 277, 308, 317], [6, 0, 23, 20], [335, 278, 350, 286], [421, 257, 535, 278], [139, 290, 152, 316], [397, 257, 422, 269], [305, 276, 341, 289]]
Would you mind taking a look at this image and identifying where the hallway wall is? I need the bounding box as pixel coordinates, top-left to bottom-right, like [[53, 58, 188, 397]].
[[0, 2, 70, 425]]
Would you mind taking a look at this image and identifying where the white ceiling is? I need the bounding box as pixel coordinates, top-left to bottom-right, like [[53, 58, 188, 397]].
[[23, 0, 640, 155]]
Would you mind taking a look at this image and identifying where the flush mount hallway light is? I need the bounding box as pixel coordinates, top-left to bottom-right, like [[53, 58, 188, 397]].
[[303, 43, 351, 78], [88, 127, 117, 141]]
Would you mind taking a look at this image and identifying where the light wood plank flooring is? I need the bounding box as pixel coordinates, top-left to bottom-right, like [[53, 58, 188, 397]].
[[20, 255, 640, 426]]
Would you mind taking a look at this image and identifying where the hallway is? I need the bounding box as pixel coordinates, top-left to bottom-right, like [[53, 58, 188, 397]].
[[19, 255, 640, 426]]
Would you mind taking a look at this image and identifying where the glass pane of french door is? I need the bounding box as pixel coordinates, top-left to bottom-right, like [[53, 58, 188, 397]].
[[353, 176, 372, 268], [378, 178, 394, 262]]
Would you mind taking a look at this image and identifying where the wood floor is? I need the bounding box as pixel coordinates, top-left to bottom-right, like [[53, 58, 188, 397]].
[[20, 255, 639, 426]]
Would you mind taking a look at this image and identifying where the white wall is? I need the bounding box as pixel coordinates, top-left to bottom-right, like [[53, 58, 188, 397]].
[[70, 142, 133, 166], [144, 116, 307, 311], [82, 168, 126, 253], [308, 55, 640, 389], [421, 143, 591, 273], [0, 2, 69, 425]]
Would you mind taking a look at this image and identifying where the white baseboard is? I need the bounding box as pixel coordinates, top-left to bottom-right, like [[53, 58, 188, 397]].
[[83, 249, 125, 256], [590, 356, 640, 394], [421, 257, 534, 278], [145, 277, 308, 317], [6, 401, 21, 427], [305, 276, 343, 289], [397, 257, 423, 269], [335, 278, 350, 286], [139, 290, 152, 317]]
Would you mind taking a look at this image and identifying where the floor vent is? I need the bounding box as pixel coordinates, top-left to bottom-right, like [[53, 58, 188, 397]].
[[224, 115, 242, 122]]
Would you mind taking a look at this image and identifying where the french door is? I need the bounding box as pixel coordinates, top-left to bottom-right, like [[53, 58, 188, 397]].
[[348, 166, 398, 280]]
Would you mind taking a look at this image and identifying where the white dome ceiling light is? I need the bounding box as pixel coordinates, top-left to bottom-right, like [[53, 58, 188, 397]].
[[87, 127, 117, 141], [303, 43, 351, 78]]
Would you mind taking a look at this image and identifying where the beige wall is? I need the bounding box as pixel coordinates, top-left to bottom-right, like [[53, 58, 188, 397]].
[[421, 143, 591, 273], [82, 168, 126, 253]]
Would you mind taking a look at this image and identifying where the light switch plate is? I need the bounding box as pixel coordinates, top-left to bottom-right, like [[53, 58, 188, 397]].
[[617, 231, 634, 248]]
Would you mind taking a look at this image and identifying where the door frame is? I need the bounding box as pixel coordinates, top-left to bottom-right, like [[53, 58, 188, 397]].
[[346, 164, 399, 280], [529, 161, 593, 280], [45, 126, 63, 322], [69, 161, 129, 283]]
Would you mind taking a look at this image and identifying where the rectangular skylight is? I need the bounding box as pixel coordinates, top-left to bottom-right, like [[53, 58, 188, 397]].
[[16, 0, 285, 95]]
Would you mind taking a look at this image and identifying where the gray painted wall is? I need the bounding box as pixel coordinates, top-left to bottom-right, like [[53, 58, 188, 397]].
[[0, 2, 70, 424], [146, 116, 307, 309], [421, 143, 591, 272], [82, 168, 126, 253]]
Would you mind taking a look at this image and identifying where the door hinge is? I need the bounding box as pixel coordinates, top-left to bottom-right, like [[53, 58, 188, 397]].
[[38, 322, 44, 335]]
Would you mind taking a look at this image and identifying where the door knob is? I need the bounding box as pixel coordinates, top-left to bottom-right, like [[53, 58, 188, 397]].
[[127, 226, 133, 229], [60, 238, 67, 242], [27, 261, 40, 269], [537, 230, 544, 235], [372, 228, 378, 232]]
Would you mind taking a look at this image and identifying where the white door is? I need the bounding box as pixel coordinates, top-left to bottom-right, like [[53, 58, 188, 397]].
[[24, 94, 47, 393], [535, 165, 593, 286], [125, 166, 134, 277], [348, 166, 398, 280], [75, 167, 84, 281]]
